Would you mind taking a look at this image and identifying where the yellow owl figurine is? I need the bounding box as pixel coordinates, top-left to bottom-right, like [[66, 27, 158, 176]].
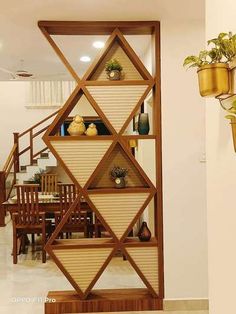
[[67, 115, 86, 136], [85, 123, 98, 136]]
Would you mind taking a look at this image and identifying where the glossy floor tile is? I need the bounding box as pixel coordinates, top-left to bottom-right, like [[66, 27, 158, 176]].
[[0, 214, 208, 314]]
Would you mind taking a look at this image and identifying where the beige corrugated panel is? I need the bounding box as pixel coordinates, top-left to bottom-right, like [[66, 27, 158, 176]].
[[51, 140, 112, 187], [90, 144, 148, 188], [53, 247, 113, 293], [126, 246, 159, 294], [87, 85, 148, 132], [89, 193, 149, 239], [91, 42, 143, 81]]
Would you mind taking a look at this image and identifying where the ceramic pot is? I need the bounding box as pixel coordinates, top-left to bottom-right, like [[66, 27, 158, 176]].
[[138, 221, 151, 241], [138, 113, 150, 135], [108, 70, 121, 81], [114, 177, 126, 188]]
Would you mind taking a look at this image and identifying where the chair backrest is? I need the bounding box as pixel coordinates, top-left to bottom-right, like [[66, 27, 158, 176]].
[[58, 183, 86, 224], [15, 184, 40, 225], [41, 173, 58, 194]]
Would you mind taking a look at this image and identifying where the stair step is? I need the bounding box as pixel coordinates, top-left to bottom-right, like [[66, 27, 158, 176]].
[[20, 165, 27, 171], [40, 152, 49, 158]]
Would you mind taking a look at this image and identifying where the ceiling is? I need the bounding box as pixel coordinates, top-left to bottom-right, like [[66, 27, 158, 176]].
[[0, 0, 204, 81]]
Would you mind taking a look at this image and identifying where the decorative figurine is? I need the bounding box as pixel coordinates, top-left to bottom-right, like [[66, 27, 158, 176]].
[[67, 115, 86, 136], [110, 165, 128, 188], [85, 123, 98, 136]]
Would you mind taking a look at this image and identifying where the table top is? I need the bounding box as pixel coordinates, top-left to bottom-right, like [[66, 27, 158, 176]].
[[3, 193, 60, 205]]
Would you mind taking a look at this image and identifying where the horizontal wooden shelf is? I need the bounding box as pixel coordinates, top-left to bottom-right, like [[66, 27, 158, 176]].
[[52, 238, 115, 249], [123, 237, 158, 247], [85, 80, 154, 86], [48, 135, 114, 141], [122, 135, 156, 139], [87, 187, 152, 194]]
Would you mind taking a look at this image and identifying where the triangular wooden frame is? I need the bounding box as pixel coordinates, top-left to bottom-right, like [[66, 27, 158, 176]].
[[83, 28, 153, 81]]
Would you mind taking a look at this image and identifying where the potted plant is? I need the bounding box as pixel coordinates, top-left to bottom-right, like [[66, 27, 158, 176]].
[[110, 165, 128, 188], [183, 32, 236, 97], [105, 58, 123, 80]]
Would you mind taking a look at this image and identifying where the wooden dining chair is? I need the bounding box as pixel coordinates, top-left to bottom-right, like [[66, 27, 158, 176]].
[[12, 184, 50, 264], [55, 183, 91, 238], [41, 173, 58, 194]]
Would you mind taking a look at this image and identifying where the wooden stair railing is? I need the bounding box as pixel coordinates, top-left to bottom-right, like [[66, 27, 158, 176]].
[[0, 109, 60, 227]]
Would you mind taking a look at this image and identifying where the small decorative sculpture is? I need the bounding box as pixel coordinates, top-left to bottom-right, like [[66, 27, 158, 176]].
[[138, 113, 150, 135], [138, 221, 151, 241], [85, 123, 98, 136], [105, 58, 123, 81], [67, 115, 86, 136]]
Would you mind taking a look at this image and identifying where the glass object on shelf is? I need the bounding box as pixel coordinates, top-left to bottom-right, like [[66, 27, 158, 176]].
[[138, 113, 150, 135]]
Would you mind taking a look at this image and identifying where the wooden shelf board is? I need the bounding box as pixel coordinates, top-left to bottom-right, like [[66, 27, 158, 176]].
[[123, 237, 158, 247], [52, 238, 115, 249], [122, 135, 156, 139], [85, 80, 154, 86], [48, 135, 114, 141], [87, 187, 151, 194], [39, 20, 159, 35]]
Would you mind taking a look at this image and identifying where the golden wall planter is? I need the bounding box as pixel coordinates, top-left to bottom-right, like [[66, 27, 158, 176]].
[[197, 63, 230, 97]]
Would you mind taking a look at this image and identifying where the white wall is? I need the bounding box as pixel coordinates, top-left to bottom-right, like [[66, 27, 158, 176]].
[[205, 1, 236, 313], [0, 82, 58, 168], [161, 19, 208, 299]]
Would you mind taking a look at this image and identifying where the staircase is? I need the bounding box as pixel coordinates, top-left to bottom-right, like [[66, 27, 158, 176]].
[[0, 109, 60, 226], [16, 150, 57, 184]]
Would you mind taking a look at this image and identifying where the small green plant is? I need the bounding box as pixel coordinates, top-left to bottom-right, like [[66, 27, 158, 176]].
[[183, 32, 236, 69], [29, 169, 46, 185], [110, 165, 128, 180], [105, 59, 123, 73]]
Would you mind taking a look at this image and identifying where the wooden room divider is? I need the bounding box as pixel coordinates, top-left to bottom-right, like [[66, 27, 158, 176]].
[[38, 20, 163, 314]]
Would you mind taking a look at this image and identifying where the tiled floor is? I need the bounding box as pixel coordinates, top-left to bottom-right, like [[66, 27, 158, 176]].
[[0, 214, 208, 314]]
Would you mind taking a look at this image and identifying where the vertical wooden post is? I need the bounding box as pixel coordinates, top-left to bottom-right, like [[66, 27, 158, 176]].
[[30, 129, 33, 165], [13, 132, 19, 173], [0, 171, 6, 227]]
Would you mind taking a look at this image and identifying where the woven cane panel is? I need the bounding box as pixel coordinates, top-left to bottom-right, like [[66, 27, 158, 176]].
[[89, 193, 149, 239], [87, 85, 148, 132], [50, 140, 112, 187], [89, 144, 148, 188], [91, 41, 143, 81], [53, 248, 113, 293], [126, 246, 159, 294]]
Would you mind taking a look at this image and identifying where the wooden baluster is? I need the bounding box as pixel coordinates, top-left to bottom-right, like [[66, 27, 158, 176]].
[[30, 129, 33, 166], [13, 133, 19, 173], [0, 171, 6, 227]]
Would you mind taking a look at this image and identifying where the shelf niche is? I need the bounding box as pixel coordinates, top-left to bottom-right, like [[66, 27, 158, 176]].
[[88, 143, 149, 189]]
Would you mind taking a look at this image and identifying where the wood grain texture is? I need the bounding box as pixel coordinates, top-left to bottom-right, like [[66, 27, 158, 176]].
[[126, 246, 159, 294], [45, 289, 162, 314], [87, 85, 148, 132], [50, 140, 112, 187], [89, 192, 149, 239], [53, 248, 113, 293]]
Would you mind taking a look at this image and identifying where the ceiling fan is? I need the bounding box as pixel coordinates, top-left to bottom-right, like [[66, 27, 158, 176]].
[[0, 60, 34, 80], [0, 59, 68, 80]]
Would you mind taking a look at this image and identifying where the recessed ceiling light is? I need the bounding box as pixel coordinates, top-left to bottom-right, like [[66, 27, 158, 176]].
[[80, 56, 91, 62], [93, 41, 105, 49]]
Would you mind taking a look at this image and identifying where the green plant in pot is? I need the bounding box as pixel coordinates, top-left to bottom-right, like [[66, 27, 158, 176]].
[[105, 58, 123, 80], [110, 165, 128, 188], [183, 32, 236, 97]]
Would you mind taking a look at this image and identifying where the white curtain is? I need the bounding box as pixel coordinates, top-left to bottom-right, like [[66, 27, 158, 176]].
[[29, 81, 76, 107]]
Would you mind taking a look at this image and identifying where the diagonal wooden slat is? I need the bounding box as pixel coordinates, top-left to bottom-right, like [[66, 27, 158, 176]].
[[125, 246, 159, 295]]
